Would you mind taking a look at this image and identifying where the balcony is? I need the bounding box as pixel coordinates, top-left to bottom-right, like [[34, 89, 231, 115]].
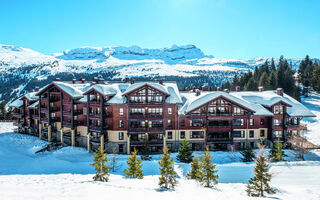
[[40, 108, 49, 114], [49, 96, 59, 102], [207, 137, 233, 143], [12, 112, 24, 118], [63, 99, 72, 104], [89, 100, 101, 105], [129, 113, 163, 118], [207, 112, 232, 116], [129, 101, 163, 105], [89, 113, 101, 119], [50, 106, 59, 112], [129, 126, 163, 132]]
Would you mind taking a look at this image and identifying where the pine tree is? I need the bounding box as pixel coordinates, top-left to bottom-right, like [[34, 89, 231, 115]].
[[270, 58, 276, 72], [177, 139, 193, 163], [158, 147, 178, 189], [124, 148, 144, 179], [269, 138, 286, 161], [197, 148, 219, 187], [186, 156, 201, 180], [268, 71, 278, 90], [246, 146, 275, 197], [240, 143, 255, 162], [0, 102, 6, 120], [258, 72, 270, 90], [90, 145, 111, 182], [244, 78, 257, 91], [311, 63, 320, 92]]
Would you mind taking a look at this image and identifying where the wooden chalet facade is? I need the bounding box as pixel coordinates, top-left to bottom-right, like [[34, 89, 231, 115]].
[[9, 79, 315, 154]]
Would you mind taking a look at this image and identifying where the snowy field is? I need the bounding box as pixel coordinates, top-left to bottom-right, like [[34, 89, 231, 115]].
[[1, 94, 320, 200]]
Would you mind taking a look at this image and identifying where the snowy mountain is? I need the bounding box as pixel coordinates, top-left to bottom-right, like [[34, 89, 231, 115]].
[[0, 44, 312, 102]]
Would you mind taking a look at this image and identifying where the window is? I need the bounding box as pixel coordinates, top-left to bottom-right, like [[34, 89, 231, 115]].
[[190, 131, 204, 139], [260, 130, 265, 137], [168, 131, 172, 139], [180, 131, 185, 139], [119, 120, 124, 128], [83, 108, 87, 115], [232, 131, 245, 138], [190, 119, 203, 127], [273, 105, 284, 114], [118, 144, 124, 153], [180, 119, 185, 127], [233, 118, 244, 126], [260, 118, 264, 125], [249, 130, 254, 138], [168, 108, 172, 115], [273, 131, 282, 137], [168, 120, 172, 127], [119, 108, 123, 116], [274, 119, 281, 126], [119, 132, 124, 140], [250, 119, 254, 126]]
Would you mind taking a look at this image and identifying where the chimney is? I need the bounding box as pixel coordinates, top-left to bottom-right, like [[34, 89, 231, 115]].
[[224, 89, 229, 93], [217, 87, 222, 91], [277, 88, 283, 96], [90, 81, 96, 86], [235, 86, 240, 92], [81, 78, 86, 84], [131, 80, 135, 84], [34, 86, 39, 92], [72, 79, 76, 84], [192, 86, 196, 92], [159, 80, 163, 85], [196, 90, 201, 96], [258, 86, 264, 92], [93, 77, 98, 82], [125, 77, 129, 83], [55, 78, 60, 81], [202, 85, 208, 91]]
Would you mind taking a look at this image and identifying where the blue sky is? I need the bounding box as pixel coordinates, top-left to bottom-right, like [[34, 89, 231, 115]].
[[1, 0, 319, 59]]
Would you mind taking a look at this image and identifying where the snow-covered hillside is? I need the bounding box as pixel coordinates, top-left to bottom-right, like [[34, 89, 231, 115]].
[[0, 43, 313, 102]]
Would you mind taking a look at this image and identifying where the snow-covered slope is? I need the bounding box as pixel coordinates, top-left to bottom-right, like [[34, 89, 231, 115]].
[[0, 44, 312, 102]]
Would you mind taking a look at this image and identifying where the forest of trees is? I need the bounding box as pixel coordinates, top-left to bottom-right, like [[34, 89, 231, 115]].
[[221, 55, 319, 101]]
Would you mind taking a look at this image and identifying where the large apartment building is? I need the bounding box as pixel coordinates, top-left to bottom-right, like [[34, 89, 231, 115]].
[[9, 78, 315, 154]]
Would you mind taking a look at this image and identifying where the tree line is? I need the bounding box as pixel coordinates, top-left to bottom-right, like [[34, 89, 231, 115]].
[[297, 55, 320, 96], [222, 56, 301, 101]]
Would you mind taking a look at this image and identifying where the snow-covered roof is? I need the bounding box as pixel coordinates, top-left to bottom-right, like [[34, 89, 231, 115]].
[[85, 84, 118, 96], [20, 92, 38, 101], [179, 91, 264, 115], [28, 101, 39, 109], [8, 99, 23, 108], [36, 81, 90, 99], [231, 91, 316, 117], [122, 82, 182, 104]]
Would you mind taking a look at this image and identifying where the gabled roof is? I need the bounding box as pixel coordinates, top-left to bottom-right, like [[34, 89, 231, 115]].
[[231, 91, 316, 117], [83, 84, 118, 96], [179, 91, 257, 115], [20, 92, 38, 101], [8, 98, 23, 108], [122, 82, 182, 104], [36, 81, 90, 99], [123, 82, 170, 96]]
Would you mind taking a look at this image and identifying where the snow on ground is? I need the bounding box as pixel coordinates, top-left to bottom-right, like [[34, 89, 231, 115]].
[[301, 92, 320, 145], [1, 122, 320, 199]]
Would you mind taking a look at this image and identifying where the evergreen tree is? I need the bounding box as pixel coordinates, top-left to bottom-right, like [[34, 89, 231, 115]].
[[158, 147, 178, 189], [231, 74, 240, 90], [269, 138, 286, 161], [124, 148, 144, 179], [268, 71, 278, 90], [90, 145, 111, 182], [186, 156, 201, 180], [240, 143, 255, 162], [270, 58, 276, 72], [197, 148, 219, 187], [0, 102, 6, 120], [246, 147, 275, 197], [311, 63, 320, 92], [258, 72, 270, 90], [244, 78, 257, 91], [177, 139, 193, 163]]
